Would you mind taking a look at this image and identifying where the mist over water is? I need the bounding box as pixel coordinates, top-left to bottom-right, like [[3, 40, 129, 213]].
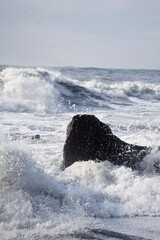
[[0, 66, 160, 239]]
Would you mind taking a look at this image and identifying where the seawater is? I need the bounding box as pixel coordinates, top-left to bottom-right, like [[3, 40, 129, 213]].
[[0, 66, 160, 240]]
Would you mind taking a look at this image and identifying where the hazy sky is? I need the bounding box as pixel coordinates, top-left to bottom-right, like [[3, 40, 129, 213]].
[[0, 0, 160, 69]]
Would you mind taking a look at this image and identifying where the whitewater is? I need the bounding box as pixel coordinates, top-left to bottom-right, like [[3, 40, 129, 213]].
[[0, 66, 160, 240]]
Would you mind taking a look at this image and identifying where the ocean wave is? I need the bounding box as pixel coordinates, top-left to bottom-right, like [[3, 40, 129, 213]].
[[0, 67, 107, 113], [84, 79, 160, 101], [0, 67, 62, 113], [1, 136, 160, 220], [122, 81, 160, 100], [0, 67, 159, 114], [0, 130, 160, 240], [1, 66, 160, 240]]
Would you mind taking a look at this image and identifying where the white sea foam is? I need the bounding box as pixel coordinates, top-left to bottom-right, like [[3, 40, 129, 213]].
[[0, 67, 160, 114], [0, 132, 160, 218], [83, 78, 160, 101], [65, 160, 160, 218], [0, 66, 160, 239], [0, 67, 62, 113]]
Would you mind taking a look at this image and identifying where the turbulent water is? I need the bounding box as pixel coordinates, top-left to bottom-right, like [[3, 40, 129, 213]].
[[0, 66, 160, 240]]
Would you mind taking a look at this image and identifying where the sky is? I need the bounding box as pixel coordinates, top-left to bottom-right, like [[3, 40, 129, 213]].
[[0, 0, 160, 69]]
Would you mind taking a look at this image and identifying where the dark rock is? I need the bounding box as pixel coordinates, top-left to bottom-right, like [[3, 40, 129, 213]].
[[31, 134, 40, 140], [63, 114, 151, 170]]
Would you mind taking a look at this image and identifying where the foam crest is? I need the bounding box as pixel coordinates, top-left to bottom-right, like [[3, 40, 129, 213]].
[[0, 67, 97, 113], [65, 160, 160, 217], [0, 67, 63, 113], [141, 148, 160, 173], [0, 140, 47, 192], [0, 137, 67, 230], [122, 81, 160, 100], [1, 67, 159, 115], [83, 79, 160, 101], [0, 136, 160, 239]]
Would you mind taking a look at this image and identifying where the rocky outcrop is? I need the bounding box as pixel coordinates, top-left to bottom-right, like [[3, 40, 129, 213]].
[[63, 114, 150, 170]]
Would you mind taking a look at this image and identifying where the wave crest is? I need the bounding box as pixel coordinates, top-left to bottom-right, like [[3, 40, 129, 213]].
[[0, 67, 159, 114]]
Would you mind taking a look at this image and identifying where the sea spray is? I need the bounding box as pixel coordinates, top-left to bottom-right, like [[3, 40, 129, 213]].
[[1, 67, 160, 114], [0, 66, 160, 239]]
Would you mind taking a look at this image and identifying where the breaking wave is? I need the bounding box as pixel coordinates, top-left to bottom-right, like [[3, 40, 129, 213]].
[[0, 135, 160, 227], [0, 67, 160, 114], [1, 66, 160, 240]]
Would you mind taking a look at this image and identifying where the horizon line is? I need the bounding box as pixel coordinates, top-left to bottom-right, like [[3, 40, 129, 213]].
[[0, 63, 160, 71]]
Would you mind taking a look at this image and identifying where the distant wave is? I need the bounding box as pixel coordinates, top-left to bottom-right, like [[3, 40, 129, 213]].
[[122, 82, 160, 100], [0, 67, 159, 113]]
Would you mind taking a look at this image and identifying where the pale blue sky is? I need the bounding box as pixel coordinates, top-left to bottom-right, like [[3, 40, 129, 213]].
[[0, 0, 160, 69]]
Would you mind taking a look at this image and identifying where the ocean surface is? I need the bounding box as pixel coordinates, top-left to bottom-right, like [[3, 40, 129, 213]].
[[0, 66, 160, 240]]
